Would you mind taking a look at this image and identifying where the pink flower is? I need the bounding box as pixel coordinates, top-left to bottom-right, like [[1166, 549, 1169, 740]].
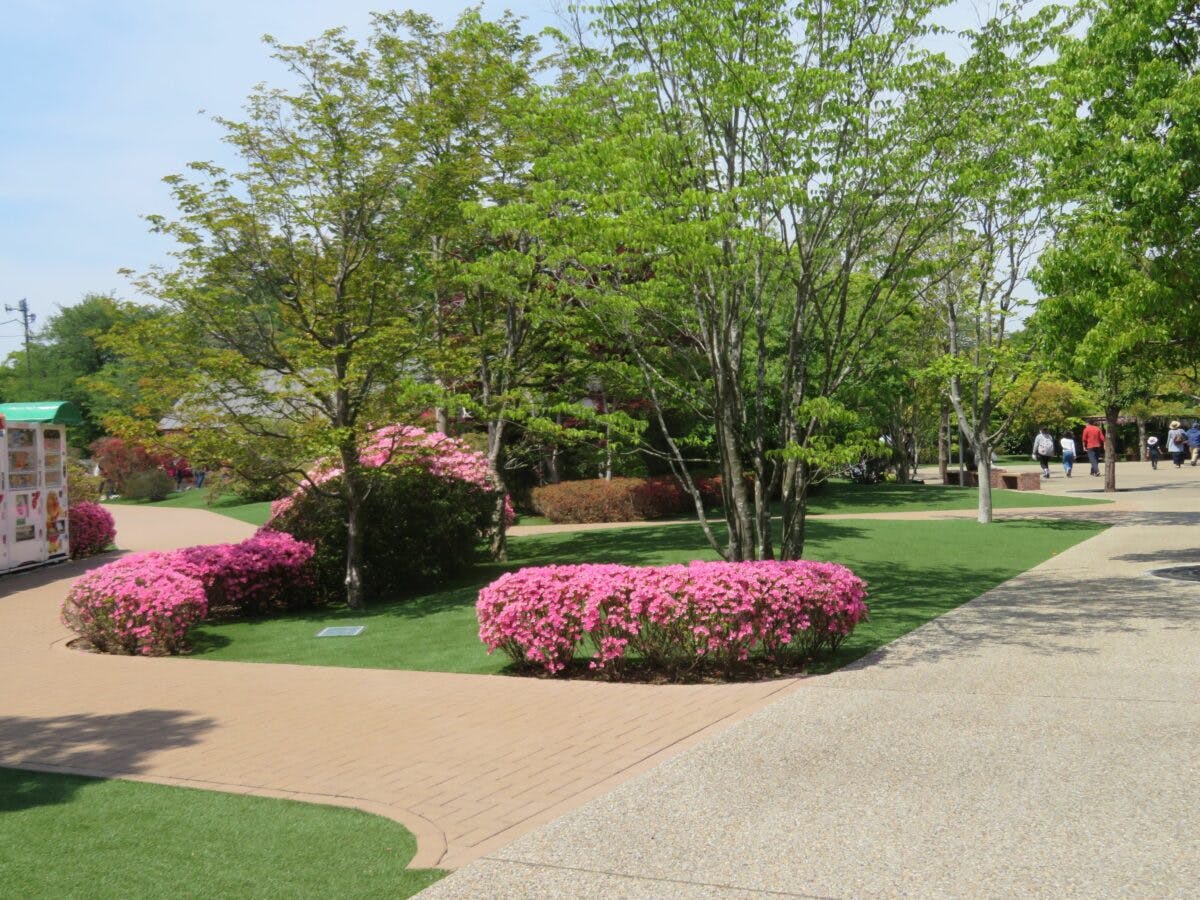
[[477, 560, 868, 676]]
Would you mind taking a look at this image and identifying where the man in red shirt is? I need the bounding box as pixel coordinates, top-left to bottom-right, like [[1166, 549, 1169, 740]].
[[1081, 421, 1105, 476]]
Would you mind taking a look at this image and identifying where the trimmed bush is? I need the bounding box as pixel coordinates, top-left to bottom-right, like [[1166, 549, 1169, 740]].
[[61, 553, 209, 656], [68, 502, 117, 559], [174, 531, 316, 618], [267, 425, 505, 601], [477, 560, 868, 679], [269, 465, 494, 601], [531, 476, 690, 524], [123, 469, 175, 501]]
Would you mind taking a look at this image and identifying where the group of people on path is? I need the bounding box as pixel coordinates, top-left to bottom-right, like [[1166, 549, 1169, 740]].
[[1033, 421, 1106, 479], [1033, 419, 1200, 477], [1153, 420, 1200, 469]]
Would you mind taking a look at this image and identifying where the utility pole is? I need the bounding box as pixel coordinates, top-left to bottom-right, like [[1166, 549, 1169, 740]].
[[4, 299, 36, 391]]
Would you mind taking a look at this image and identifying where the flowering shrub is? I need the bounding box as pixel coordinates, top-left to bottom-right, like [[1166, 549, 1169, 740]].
[[267, 426, 507, 601], [531, 477, 690, 524], [61, 552, 208, 656], [68, 502, 117, 559], [174, 530, 316, 618], [270, 424, 511, 522], [477, 560, 868, 679]]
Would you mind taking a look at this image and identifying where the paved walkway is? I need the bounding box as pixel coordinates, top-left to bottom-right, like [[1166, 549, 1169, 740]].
[[1, 463, 1194, 892], [0, 507, 797, 869], [426, 462, 1200, 897]]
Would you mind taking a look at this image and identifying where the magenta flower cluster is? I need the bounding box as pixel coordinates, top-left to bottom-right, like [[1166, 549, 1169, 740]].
[[61, 552, 209, 656], [60, 531, 315, 656], [68, 501, 117, 559], [270, 424, 513, 523], [174, 530, 317, 616], [477, 560, 869, 677]]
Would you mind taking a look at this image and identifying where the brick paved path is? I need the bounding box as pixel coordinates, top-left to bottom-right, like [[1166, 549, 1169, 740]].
[[0, 505, 796, 869]]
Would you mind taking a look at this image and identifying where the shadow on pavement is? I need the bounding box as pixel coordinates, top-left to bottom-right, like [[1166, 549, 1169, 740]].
[[845, 572, 1200, 672], [0, 709, 215, 811]]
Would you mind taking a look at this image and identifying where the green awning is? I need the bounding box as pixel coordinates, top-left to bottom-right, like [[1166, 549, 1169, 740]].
[[0, 401, 84, 425]]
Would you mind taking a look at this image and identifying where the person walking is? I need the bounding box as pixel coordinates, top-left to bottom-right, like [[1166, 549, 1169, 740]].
[[1147, 435, 1160, 470], [1033, 427, 1056, 478], [1059, 431, 1077, 477], [1186, 421, 1200, 466], [1167, 420, 1187, 467], [1081, 420, 1105, 476]]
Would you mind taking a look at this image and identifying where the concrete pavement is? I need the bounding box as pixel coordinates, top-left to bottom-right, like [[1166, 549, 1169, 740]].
[[424, 462, 1200, 897]]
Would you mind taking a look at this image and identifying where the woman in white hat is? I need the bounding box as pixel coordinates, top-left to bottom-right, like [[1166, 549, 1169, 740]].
[[1167, 420, 1186, 467], [1146, 434, 1160, 470]]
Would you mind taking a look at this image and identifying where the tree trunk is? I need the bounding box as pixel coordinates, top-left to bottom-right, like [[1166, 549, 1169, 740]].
[[976, 442, 993, 524], [1137, 416, 1147, 461], [340, 454, 366, 610], [716, 389, 754, 561], [487, 417, 508, 562], [779, 464, 809, 559], [938, 401, 950, 483], [1104, 404, 1119, 492]]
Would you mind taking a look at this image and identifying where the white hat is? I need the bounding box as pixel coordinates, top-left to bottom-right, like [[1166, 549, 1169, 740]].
[[1147, 436, 1159, 445]]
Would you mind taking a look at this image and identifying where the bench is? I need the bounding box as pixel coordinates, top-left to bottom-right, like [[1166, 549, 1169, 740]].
[[943, 468, 1041, 490]]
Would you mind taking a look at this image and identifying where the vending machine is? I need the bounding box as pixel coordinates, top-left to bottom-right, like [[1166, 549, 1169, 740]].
[[0, 402, 78, 574]]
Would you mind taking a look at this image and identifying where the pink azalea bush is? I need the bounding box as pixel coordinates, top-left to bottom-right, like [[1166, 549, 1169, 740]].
[[270, 424, 513, 524], [60, 533, 316, 655], [61, 552, 209, 656], [477, 560, 868, 678], [174, 530, 316, 617], [68, 501, 117, 559]]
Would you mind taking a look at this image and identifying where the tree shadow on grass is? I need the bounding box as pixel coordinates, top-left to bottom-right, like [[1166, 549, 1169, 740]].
[[0, 710, 215, 813]]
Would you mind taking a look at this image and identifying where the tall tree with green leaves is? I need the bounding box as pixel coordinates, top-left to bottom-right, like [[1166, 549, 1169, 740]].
[[125, 24, 436, 609], [1036, 0, 1200, 490], [536, 0, 958, 559], [928, 5, 1063, 522]]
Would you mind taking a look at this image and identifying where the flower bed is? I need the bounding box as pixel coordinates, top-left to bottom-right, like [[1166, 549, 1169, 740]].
[[174, 531, 316, 618], [61, 533, 315, 655], [61, 552, 209, 656], [68, 501, 117, 559], [477, 559, 868, 679]]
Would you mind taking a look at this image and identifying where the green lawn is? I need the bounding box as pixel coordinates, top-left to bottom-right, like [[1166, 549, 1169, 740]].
[[189, 516, 1105, 675], [804, 480, 1109, 515], [0, 767, 444, 899], [105, 489, 272, 527]]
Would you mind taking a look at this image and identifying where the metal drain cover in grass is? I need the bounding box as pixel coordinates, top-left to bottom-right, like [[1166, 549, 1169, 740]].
[[316, 625, 366, 637], [1148, 566, 1200, 583]]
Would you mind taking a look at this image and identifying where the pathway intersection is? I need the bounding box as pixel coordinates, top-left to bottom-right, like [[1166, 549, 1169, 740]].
[[0, 464, 1195, 894]]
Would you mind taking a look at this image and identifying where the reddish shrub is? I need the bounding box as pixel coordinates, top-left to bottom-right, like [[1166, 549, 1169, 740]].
[[532, 477, 691, 524], [68, 502, 117, 559]]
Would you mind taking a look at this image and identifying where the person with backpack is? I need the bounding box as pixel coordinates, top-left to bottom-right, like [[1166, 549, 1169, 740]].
[[1186, 421, 1200, 465], [1032, 427, 1056, 478], [1167, 421, 1187, 468]]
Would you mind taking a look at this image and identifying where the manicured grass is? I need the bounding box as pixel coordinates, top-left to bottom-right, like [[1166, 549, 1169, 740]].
[[105, 490, 272, 526], [0, 767, 444, 898], [189, 517, 1105, 675], [804, 480, 1109, 515]]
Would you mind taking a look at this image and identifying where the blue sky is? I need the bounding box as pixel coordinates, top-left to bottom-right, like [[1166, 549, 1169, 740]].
[[0, 1, 563, 354], [0, 0, 984, 356]]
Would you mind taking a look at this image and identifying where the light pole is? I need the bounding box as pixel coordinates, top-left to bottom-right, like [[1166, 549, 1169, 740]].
[[4, 299, 36, 392]]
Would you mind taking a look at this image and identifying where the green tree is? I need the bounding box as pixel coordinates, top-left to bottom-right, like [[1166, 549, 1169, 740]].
[[537, 0, 958, 560], [121, 24, 437, 609], [1036, 0, 1200, 490], [0, 294, 160, 447]]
